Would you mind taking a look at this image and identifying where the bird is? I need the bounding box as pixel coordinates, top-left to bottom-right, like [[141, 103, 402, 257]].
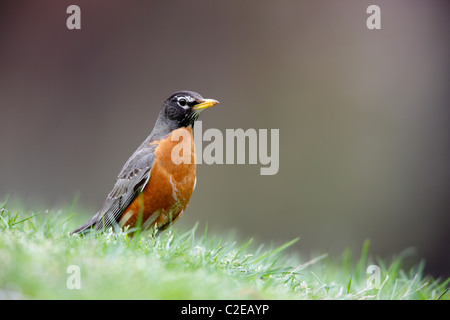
[[72, 91, 219, 235]]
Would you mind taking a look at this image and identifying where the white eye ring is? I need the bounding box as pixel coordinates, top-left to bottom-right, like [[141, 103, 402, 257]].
[[177, 97, 189, 109]]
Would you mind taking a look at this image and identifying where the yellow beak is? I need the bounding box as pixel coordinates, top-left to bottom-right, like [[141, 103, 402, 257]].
[[192, 98, 220, 111]]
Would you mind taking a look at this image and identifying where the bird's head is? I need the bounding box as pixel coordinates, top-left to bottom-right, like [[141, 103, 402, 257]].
[[160, 90, 219, 129]]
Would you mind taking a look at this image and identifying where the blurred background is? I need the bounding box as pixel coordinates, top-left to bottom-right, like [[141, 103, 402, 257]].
[[0, 1, 449, 278]]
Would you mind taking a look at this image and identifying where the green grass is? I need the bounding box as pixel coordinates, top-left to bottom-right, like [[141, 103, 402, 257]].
[[0, 199, 448, 300]]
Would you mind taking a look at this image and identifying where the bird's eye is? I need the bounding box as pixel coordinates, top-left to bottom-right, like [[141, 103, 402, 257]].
[[177, 98, 187, 107]]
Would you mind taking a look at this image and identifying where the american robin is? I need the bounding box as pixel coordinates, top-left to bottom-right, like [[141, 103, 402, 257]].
[[72, 91, 219, 235]]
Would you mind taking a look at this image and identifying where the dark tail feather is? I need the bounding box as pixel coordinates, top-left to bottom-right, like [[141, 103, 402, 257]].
[[71, 213, 99, 235]]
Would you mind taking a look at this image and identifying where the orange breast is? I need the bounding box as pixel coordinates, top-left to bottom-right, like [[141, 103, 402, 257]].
[[119, 127, 196, 231]]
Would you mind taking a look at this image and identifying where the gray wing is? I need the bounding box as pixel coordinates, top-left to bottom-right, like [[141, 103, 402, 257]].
[[93, 144, 156, 231]]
